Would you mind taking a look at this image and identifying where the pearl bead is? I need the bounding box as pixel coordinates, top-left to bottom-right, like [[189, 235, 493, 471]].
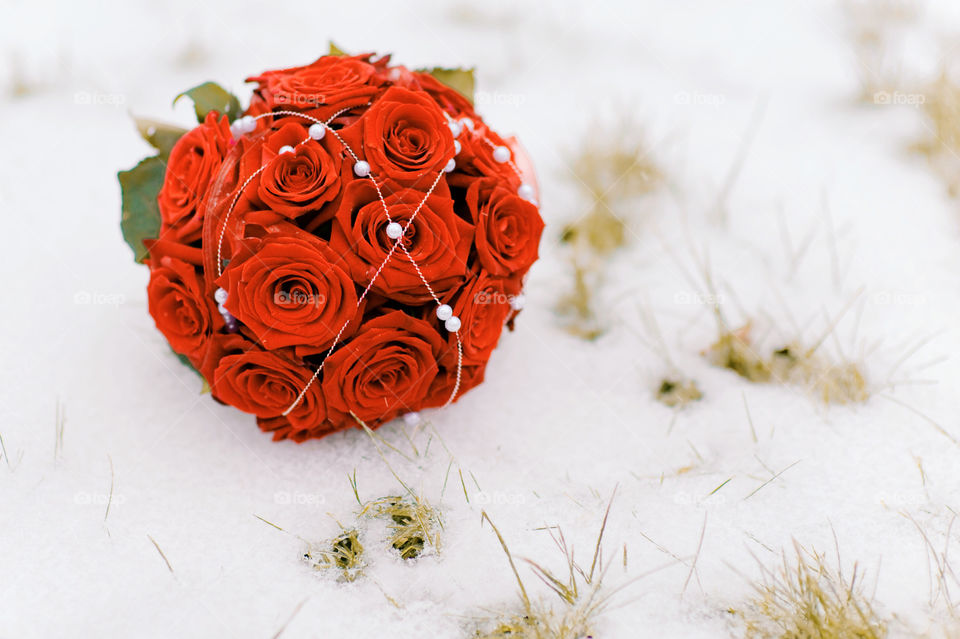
[[279, 145, 295, 155], [510, 293, 526, 311], [454, 140, 462, 154], [448, 120, 462, 137], [518, 183, 536, 201], [241, 115, 256, 133], [403, 412, 421, 426], [436, 304, 453, 321], [353, 160, 370, 177], [308, 122, 326, 140], [492, 146, 510, 163], [217, 302, 228, 315], [444, 158, 456, 173], [459, 117, 474, 131], [214, 288, 228, 304], [230, 121, 244, 137], [444, 316, 461, 332], [385, 221, 403, 239]]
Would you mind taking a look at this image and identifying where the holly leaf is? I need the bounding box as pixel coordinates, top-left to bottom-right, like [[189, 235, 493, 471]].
[[133, 116, 187, 159], [329, 41, 348, 56], [420, 67, 475, 105], [174, 81, 242, 123], [118, 155, 166, 263]]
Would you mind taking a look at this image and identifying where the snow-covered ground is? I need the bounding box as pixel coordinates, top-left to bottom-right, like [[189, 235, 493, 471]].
[[3, 0, 960, 636]]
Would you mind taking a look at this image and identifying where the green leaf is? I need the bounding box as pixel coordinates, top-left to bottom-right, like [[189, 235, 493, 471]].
[[329, 41, 348, 56], [174, 81, 242, 123], [173, 350, 208, 389], [133, 117, 187, 158], [420, 67, 476, 105], [118, 155, 166, 263]]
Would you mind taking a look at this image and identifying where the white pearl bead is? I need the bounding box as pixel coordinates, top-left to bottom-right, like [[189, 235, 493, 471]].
[[278, 145, 295, 155], [403, 412, 421, 426], [230, 121, 244, 137], [518, 184, 536, 201], [385, 222, 403, 239], [241, 115, 256, 133], [436, 304, 453, 321], [448, 120, 462, 137], [217, 302, 228, 315], [353, 160, 370, 177], [444, 316, 461, 332], [308, 123, 326, 140], [214, 288, 228, 304], [459, 117, 474, 131], [444, 158, 456, 173], [454, 140, 462, 155], [510, 293, 525, 311], [492, 146, 510, 163]]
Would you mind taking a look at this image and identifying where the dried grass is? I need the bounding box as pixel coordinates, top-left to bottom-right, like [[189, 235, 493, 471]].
[[473, 496, 633, 639], [737, 541, 887, 639], [843, 0, 918, 103], [361, 494, 441, 560], [656, 378, 703, 408], [303, 529, 365, 581], [912, 69, 960, 197], [556, 120, 663, 340], [705, 323, 869, 405]]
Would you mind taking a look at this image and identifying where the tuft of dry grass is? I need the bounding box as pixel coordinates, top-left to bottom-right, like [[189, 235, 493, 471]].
[[361, 494, 441, 560], [562, 123, 662, 257], [705, 323, 772, 384], [705, 322, 869, 405], [556, 120, 663, 340], [303, 529, 365, 581], [555, 259, 606, 341], [656, 378, 703, 408], [842, 0, 919, 104], [769, 344, 869, 405], [737, 542, 887, 639], [911, 69, 960, 197], [473, 496, 633, 639]]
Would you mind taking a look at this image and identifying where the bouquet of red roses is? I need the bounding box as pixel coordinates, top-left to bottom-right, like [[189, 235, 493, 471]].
[[119, 49, 544, 442]]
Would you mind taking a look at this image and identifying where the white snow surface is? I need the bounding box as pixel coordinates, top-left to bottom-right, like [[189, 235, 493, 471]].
[[3, 0, 960, 637]]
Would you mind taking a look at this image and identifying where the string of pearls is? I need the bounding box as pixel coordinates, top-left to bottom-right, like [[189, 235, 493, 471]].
[[213, 102, 531, 422]]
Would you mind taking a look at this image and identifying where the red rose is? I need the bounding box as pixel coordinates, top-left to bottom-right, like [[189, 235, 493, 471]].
[[216, 226, 360, 352], [322, 310, 444, 425], [145, 238, 221, 363], [212, 339, 328, 441], [414, 70, 474, 117], [247, 55, 383, 121], [256, 122, 342, 219], [158, 112, 232, 243], [444, 271, 520, 364], [340, 86, 455, 188], [422, 360, 487, 409], [330, 179, 474, 303], [447, 123, 521, 189], [465, 178, 544, 277]]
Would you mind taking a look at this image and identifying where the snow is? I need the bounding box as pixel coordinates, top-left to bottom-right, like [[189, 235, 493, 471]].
[[3, 0, 960, 636]]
